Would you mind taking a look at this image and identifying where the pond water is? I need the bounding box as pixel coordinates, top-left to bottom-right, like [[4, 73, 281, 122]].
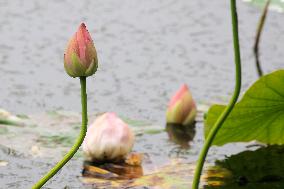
[[0, 0, 283, 188]]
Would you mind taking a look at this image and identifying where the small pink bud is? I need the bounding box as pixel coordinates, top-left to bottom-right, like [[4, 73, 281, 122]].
[[166, 84, 197, 126], [83, 112, 135, 162], [64, 23, 98, 77]]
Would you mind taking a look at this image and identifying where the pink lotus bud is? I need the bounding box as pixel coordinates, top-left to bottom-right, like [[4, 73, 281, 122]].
[[166, 84, 197, 126], [64, 23, 98, 77], [83, 112, 135, 163]]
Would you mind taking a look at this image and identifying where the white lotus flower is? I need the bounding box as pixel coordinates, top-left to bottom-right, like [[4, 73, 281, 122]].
[[83, 112, 134, 162]]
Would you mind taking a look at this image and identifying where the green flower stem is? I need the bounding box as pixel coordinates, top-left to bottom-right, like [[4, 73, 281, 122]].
[[32, 76, 88, 189], [253, 0, 271, 77], [192, 0, 242, 188]]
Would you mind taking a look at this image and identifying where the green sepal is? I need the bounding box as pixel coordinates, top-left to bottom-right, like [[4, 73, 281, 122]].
[[85, 58, 98, 77], [64, 60, 76, 77], [71, 53, 88, 76]]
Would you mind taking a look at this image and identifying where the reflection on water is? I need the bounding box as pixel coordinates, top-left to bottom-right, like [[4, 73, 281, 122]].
[[166, 123, 195, 149], [205, 145, 284, 188]]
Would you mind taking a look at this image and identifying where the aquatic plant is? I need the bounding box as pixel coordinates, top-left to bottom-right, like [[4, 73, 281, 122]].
[[166, 84, 197, 126], [254, 0, 271, 77], [192, 0, 242, 188], [64, 23, 98, 77], [205, 145, 284, 188], [32, 23, 98, 188], [193, 0, 284, 187], [205, 70, 284, 146], [83, 112, 134, 163]]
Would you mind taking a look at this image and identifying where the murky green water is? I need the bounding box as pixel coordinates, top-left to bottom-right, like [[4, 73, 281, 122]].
[[0, 0, 283, 188]]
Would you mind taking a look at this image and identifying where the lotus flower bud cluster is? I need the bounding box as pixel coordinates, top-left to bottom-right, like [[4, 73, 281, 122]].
[[83, 112, 135, 162], [166, 84, 197, 126], [64, 23, 98, 77]]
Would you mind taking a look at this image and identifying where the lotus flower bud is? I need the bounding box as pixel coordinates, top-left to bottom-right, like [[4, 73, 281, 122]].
[[166, 84, 197, 126], [83, 112, 135, 163], [64, 23, 98, 77]]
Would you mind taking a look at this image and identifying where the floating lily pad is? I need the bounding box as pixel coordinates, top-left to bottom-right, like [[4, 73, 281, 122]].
[[205, 70, 284, 146], [120, 116, 150, 127], [83, 157, 143, 180], [0, 127, 8, 135], [16, 114, 29, 119], [37, 133, 76, 148], [82, 161, 197, 189], [143, 128, 165, 135]]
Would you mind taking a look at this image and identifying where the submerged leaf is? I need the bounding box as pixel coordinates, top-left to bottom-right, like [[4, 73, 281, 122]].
[[205, 145, 284, 188], [205, 70, 284, 146]]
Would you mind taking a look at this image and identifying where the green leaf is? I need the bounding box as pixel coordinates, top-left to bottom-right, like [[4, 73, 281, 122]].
[[120, 116, 149, 127], [144, 128, 164, 135], [205, 70, 284, 146], [205, 145, 284, 188]]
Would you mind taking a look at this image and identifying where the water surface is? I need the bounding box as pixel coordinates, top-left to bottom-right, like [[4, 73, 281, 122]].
[[0, 0, 283, 188]]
